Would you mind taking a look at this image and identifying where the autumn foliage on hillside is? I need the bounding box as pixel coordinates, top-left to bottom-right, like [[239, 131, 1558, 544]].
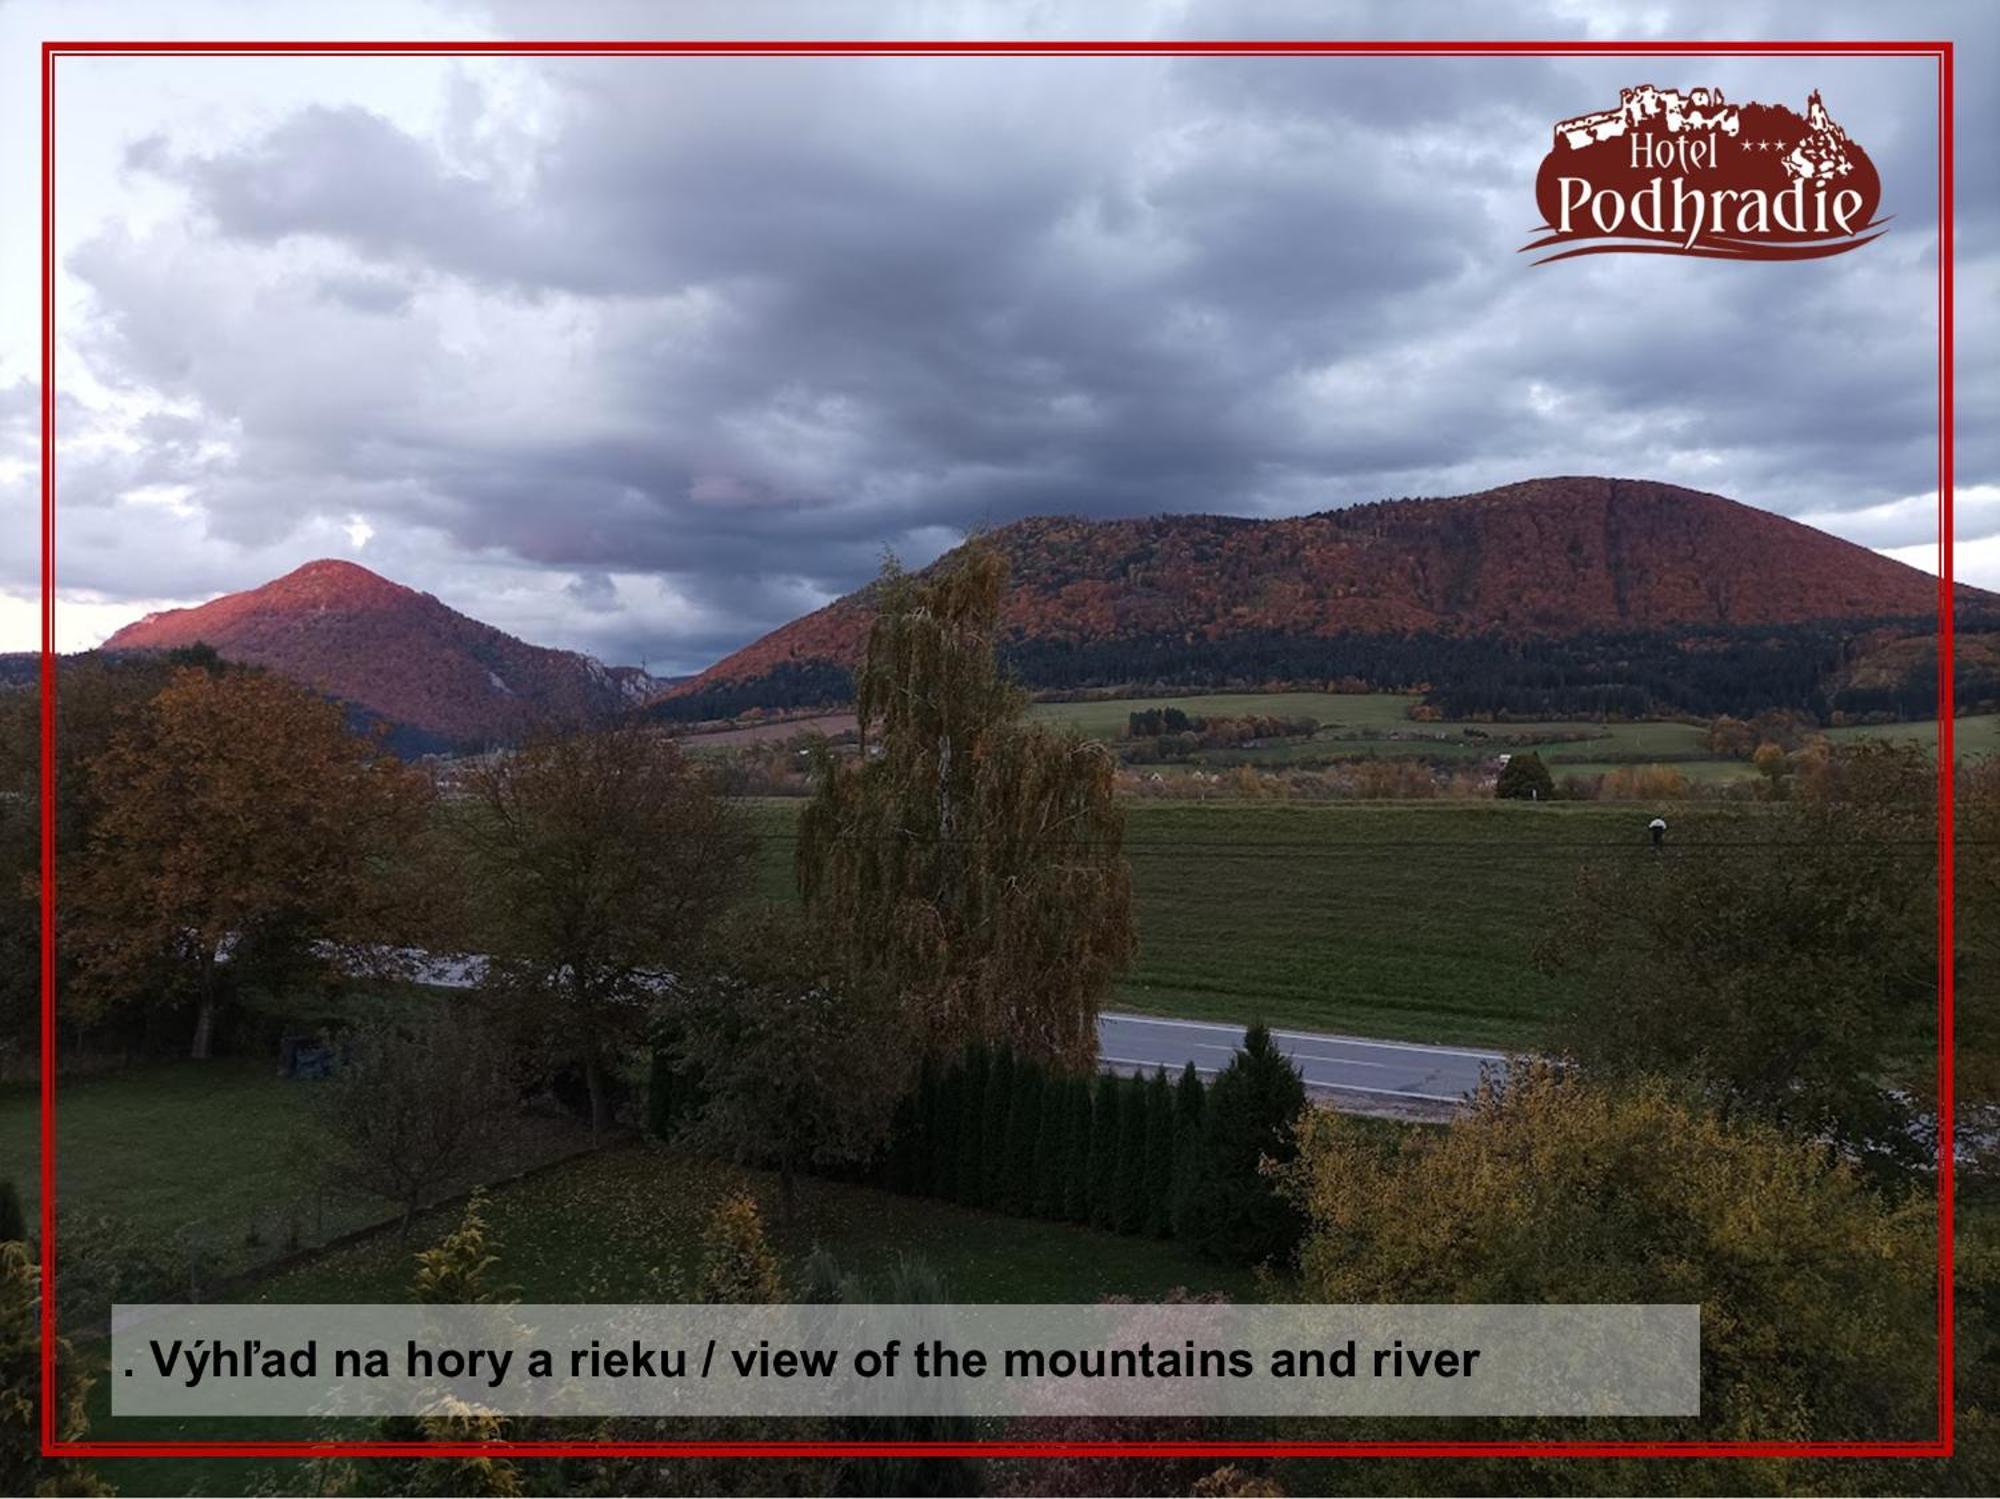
[[105, 559, 652, 746], [673, 476, 1975, 710]]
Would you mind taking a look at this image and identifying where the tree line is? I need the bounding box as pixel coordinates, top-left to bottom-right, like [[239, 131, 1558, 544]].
[[652, 615, 1999, 726]]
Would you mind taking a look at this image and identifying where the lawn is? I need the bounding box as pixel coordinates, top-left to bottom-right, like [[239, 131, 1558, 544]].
[[0, 1055, 596, 1297], [246, 1145, 1257, 1307], [744, 798, 1724, 1049], [1, 1060, 304, 1240]]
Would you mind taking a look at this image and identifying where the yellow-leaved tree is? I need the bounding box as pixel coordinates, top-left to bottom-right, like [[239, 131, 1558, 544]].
[[797, 543, 1134, 1071]]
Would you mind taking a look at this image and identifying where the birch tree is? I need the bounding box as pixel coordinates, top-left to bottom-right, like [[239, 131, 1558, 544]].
[[797, 543, 1135, 1071]]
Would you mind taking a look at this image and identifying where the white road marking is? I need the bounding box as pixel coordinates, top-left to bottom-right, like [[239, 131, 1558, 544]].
[[1099, 1011, 1508, 1062]]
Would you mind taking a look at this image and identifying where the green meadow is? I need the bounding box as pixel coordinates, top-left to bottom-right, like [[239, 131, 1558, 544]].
[[746, 797, 1732, 1049]]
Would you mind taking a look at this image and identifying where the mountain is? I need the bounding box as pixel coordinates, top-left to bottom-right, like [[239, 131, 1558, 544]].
[[103, 559, 659, 748], [660, 477, 1987, 723]]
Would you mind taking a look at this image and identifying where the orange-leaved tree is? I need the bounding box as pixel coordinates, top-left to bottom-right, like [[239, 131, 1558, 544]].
[[72, 665, 435, 1057]]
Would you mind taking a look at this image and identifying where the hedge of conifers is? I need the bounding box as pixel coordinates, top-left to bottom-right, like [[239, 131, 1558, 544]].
[[656, 1024, 1310, 1268]]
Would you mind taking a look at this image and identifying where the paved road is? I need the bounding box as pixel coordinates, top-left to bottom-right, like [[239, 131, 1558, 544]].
[[1097, 1012, 1506, 1109], [384, 948, 1506, 1112]]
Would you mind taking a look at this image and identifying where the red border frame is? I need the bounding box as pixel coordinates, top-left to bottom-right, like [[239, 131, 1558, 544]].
[[37, 36, 1956, 1465]]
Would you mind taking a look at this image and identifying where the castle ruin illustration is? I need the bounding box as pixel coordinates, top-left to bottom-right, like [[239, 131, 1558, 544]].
[[1555, 85, 1741, 149]]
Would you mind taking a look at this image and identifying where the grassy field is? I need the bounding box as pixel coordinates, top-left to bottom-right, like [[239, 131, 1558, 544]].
[[1028, 691, 1418, 739], [1025, 690, 1998, 786], [745, 798, 1731, 1048], [1825, 712, 2000, 756]]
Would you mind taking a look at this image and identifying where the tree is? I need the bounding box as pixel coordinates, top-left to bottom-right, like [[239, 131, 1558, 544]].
[[1281, 1064, 1935, 1481], [1169, 1061, 1207, 1240], [666, 906, 913, 1222], [930, 1060, 961, 1202], [1062, 1078, 1094, 1224], [908, 1058, 940, 1197], [463, 724, 751, 1141], [1088, 1072, 1122, 1230], [307, 1008, 516, 1237], [645, 1048, 683, 1141], [1752, 739, 1791, 796], [1540, 742, 1938, 1179], [71, 665, 434, 1057], [1142, 1068, 1176, 1238], [1494, 751, 1554, 801], [697, 1192, 783, 1303], [1002, 1059, 1043, 1215], [797, 543, 1135, 1070], [0, 1183, 22, 1246], [1114, 1076, 1149, 1234], [1186, 1023, 1306, 1266], [884, 1085, 923, 1196], [1030, 1072, 1066, 1218], [1, 1241, 108, 1496], [0, 652, 186, 1067], [981, 1048, 1016, 1209], [955, 1043, 989, 1206]]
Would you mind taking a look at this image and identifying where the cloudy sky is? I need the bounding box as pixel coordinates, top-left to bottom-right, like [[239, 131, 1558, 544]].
[[1, 0, 1993, 674]]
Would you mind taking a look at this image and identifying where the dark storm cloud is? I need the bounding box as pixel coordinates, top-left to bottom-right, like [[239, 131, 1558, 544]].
[[51, 0, 1997, 671]]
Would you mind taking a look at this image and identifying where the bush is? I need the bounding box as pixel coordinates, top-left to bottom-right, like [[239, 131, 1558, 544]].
[[1599, 763, 1689, 801], [2, 1241, 109, 1495], [1494, 751, 1555, 800], [52, 1212, 184, 1338], [1285, 1064, 1934, 1455], [697, 1192, 782, 1304]]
